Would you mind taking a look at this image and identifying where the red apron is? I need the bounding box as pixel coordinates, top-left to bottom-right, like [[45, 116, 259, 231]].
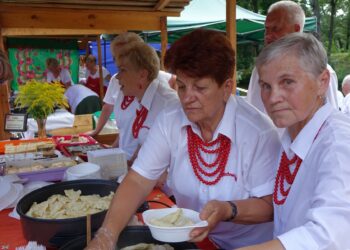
[[86, 76, 102, 96]]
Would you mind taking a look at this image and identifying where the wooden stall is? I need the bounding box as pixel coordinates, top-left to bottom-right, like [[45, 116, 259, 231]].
[[0, 0, 237, 140]]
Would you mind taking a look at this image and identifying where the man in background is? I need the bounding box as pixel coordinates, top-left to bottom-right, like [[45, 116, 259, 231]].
[[341, 75, 350, 115], [247, 0, 339, 113]]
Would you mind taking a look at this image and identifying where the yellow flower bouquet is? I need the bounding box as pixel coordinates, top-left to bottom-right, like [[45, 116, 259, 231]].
[[15, 80, 68, 137]]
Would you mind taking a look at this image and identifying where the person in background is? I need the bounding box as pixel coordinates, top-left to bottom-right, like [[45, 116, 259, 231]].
[[78, 55, 87, 83], [64, 84, 101, 115], [86, 29, 280, 250], [341, 74, 350, 115], [83, 54, 111, 95], [87, 33, 144, 139], [87, 32, 174, 142], [113, 41, 178, 165], [238, 33, 350, 250], [341, 74, 350, 96], [45, 58, 72, 88], [247, 0, 339, 113]]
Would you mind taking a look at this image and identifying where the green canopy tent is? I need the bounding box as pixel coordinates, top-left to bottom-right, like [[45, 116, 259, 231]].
[[142, 0, 317, 44]]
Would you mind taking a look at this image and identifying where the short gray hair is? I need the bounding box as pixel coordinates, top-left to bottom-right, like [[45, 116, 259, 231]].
[[342, 75, 350, 87], [117, 41, 160, 82], [256, 33, 327, 78], [268, 0, 305, 32], [110, 32, 144, 57]]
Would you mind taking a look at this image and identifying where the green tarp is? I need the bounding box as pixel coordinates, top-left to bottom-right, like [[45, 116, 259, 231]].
[[7, 38, 79, 91], [143, 0, 316, 44]]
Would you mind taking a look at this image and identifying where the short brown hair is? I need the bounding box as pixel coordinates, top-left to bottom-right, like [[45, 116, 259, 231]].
[[0, 50, 13, 83], [117, 41, 159, 82], [46, 57, 59, 68], [165, 29, 235, 86], [110, 32, 144, 58], [85, 54, 97, 64]]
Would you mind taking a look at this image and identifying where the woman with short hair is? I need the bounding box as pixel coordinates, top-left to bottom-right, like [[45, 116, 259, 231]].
[[45, 57, 72, 88], [86, 29, 280, 250], [114, 41, 178, 165], [84, 54, 111, 95], [238, 32, 350, 250]]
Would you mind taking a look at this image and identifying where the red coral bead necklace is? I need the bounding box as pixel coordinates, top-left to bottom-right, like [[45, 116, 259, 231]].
[[273, 121, 325, 205], [273, 152, 302, 205], [187, 126, 235, 185]]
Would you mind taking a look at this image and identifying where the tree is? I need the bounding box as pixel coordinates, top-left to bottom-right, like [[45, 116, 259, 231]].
[[327, 0, 338, 56], [310, 0, 322, 36]]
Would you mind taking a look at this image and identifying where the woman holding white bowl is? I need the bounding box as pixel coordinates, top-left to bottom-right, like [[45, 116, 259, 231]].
[[86, 29, 280, 250]]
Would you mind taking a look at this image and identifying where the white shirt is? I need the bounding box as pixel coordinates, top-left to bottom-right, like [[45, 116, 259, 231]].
[[337, 90, 344, 110], [103, 74, 120, 105], [46, 68, 73, 85], [247, 64, 339, 113], [341, 93, 350, 115], [157, 70, 172, 84], [274, 103, 350, 250], [103, 71, 172, 106], [132, 96, 281, 249], [85, 66, 110, 87], [114, 78, 178, 160], [64, 84, 98, 114]]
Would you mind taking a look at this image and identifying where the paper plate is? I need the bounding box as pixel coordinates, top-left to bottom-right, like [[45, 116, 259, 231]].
[[0, 181, 22, 210], [0, 178, 12, 210]]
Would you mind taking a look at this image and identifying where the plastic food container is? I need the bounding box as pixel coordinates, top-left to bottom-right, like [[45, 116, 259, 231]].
[[64, 162, 102, 181]]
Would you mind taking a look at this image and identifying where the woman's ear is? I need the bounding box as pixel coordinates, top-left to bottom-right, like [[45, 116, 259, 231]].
[[317, 68, 330, 97], [223, 78, 234, 101], [139, 69, 149, 81]]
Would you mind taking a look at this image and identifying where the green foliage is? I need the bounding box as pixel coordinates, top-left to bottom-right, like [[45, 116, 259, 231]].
[[329, 52, 350, 88], [318, 0, 350, 53], [15, 80, 68, 120], [237, 43, 261, 89]]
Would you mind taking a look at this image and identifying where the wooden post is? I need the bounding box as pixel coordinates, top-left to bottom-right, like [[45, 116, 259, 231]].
[[0, 26, 11, 140], [96, 35, 104, 100], [0, 82, 11, 140], [0, 27, 4, 51], [160, 16, 167, 70], [226, 0, 237, 94], [84, 37, 89, 56]]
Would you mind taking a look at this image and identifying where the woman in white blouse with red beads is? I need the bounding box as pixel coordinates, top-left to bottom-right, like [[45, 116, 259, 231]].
[[86, 30, 281, 250], [112, 41, 178, 165], [238, 33, 350, 250]]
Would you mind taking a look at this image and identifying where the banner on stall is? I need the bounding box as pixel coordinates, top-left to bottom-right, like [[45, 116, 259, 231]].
[[7, 38, 79, 91]]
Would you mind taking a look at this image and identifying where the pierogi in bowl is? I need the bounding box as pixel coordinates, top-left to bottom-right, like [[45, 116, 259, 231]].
[[143, 208, 208, 242]]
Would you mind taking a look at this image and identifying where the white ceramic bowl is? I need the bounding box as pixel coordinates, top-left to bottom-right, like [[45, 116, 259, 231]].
[[64, 162, 102, 181], [142, 208, 208, 243]]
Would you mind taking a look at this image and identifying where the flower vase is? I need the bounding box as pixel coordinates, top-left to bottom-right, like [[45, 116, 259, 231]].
[[36, 118, 47, 138]]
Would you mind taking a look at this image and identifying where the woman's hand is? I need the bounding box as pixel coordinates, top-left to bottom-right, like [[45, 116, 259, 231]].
[[85, 227, 116, 250], [189, 200, 231, 242]]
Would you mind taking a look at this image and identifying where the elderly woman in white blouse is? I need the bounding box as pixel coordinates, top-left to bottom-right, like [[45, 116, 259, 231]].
[[86, 29, 280, 250], [238, 33, 350, 250], [112, 41, 178, 166]]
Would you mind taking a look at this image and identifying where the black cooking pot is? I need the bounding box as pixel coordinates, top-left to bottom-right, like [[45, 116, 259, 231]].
[[16, 179, 119, 248], [60, 226, 198, 250]]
